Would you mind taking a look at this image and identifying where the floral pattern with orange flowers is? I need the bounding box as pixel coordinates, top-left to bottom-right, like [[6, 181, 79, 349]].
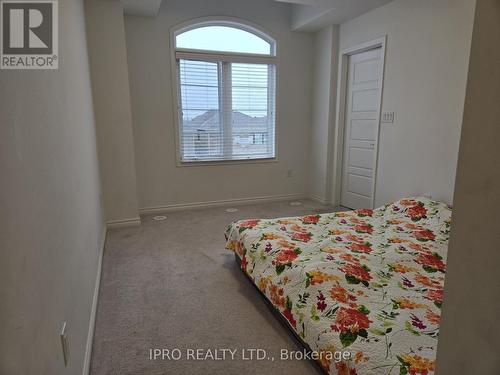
[[398, 354, 435, 375], [331, 306, 372, 346], [306, 270, 341, 285], [226, 197, 451, 375], [291, 231, 313, 242], [406, 202, 428, 221], [330, 282, 356, 304], [355, 208, 373, 217], [347, 242, 373, 254], [301, 214, 321, 224]]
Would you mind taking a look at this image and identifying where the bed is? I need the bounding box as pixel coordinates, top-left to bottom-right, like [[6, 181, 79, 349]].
[[225, 197, 451, 375]]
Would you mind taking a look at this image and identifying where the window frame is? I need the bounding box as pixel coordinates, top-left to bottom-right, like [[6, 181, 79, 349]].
[[170, 17, 279, 166]]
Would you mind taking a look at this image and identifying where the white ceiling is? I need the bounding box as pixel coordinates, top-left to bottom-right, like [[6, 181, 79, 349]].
[[277, 0, 395, 31], [275, 0, 327, 4], [120, 0, 394, 31], [121, 0, 162, 17]]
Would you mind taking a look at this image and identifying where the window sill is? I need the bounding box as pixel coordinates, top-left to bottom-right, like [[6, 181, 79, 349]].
[[176, 157, 278, 167]]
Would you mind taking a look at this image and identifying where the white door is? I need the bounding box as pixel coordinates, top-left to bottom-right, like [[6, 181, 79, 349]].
[[340, 47, 383, 209]]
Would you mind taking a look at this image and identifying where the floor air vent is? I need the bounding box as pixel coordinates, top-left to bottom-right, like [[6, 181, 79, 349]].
[[153, 215, 167, 221]]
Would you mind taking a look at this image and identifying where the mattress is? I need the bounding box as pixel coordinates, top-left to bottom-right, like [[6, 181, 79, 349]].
[[225, 197, 451, 375]]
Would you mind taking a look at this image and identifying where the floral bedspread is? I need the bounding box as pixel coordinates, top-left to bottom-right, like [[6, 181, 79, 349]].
[[225, 198, 451, 375]]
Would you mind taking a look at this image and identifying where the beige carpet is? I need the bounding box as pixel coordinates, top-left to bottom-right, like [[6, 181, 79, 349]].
[[90, 200, 338, 375]]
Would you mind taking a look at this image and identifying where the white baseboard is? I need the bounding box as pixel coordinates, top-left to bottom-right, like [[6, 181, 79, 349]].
[[106, 217, 141, 229], [82, 225, 107, 375], [139, 193, 306, 215], [308, 194, 329, 205]]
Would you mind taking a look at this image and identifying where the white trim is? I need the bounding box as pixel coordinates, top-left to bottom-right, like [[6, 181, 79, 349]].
[[324, 25, 340, 205], [139, 193, 305, 214], [82, 226, 107, 375], [176, 50, 276, 64], [177, 156, 278, 167], [342, 37, 386, 56], [332, 36, 387, 209], [106, 217, 142, 229]]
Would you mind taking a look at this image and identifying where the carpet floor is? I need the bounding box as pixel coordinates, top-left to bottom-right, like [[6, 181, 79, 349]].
[[90, 199, 338, 375]]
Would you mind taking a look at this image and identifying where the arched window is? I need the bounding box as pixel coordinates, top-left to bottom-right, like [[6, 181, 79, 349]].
[[176, 25, 274, 55], [174, 21, 277, 162]]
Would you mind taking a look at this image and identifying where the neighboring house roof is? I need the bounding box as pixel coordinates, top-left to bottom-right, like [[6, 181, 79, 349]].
[[183, 110, 269, 133]]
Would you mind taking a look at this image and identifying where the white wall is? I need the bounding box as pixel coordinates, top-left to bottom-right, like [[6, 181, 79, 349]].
[[308, 25, 338, 203], [437, 0, 500, 372], [85, 0, 140, 225], [0, 1, 104, 374], [332, 0, 476, 206], [124, 0, 315, 210]]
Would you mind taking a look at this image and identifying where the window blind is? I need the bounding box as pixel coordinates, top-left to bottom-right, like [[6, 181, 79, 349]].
[[178, 58, 276, 162]]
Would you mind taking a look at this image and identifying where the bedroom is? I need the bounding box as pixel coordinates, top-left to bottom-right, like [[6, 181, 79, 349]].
[[1, 0, 499, 374]]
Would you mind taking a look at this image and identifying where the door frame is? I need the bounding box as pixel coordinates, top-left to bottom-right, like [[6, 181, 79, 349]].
[[332, 36, 387, 209]]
